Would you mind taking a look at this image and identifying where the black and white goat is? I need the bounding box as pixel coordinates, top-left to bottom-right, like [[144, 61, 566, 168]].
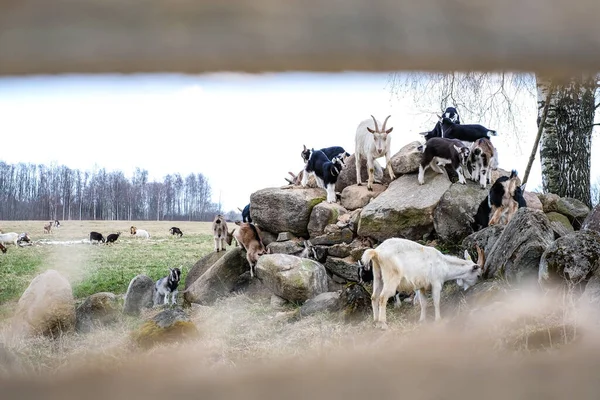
[[472, 170, 527, 231], [420, 107, 461, 141], [169, 227, 183, 237], [417, 137, 470, 185], [301, 150, 345, 203], [154, 267, 181, 306], [438, 117, 497, 142], [301, 145, 349, 164], [468, 137, 499, 188]]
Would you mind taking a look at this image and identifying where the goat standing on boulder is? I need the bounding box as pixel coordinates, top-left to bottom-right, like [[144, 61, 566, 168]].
[[362, 238, 483, 328], [212, 214, 229, 252], [418, 137, 470, 185], [238, 204, 252, 223], [438, 116, 497, 142], [301, 150, 345, 203], [355, 115, 396, 191], [469, 138, 499, 188], [420, 106, 461, 141], [233, 222, 269, 278]]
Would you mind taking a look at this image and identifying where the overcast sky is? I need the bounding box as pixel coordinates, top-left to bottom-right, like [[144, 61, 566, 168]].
[[0, 72, 597, 212]]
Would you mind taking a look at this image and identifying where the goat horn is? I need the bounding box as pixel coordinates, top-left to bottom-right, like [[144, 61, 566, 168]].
[[476, 245, 485, 269], [370, 115, 380, 132], [381, 115, 391, 131]]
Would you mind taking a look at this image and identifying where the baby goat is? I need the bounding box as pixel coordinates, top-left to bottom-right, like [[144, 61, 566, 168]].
[[233, 222, 269, 278], [439, 116, 497, 142], [469, 138, 498, 189], [106, 232, 121, 244], [418, 137, 470, 185], [301, 150, 345, 203], [355, 115, 396, 191], [362, 238, 483, 328], [154, 267, 181, 306], [43, 221, 53, 234], [301, 145, 349, 164], [212, 214, 229, 252]]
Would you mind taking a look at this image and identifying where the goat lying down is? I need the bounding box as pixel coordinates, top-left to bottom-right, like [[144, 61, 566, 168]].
[[361, 238, 483, 328], [418, 137, 470, 185]]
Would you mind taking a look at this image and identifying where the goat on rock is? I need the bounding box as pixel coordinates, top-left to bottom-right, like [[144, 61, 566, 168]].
[[233, 222, 269, 278], [301, 149, 345, 203], [355, 115, 396, 191], [418, 137, 470, 185]]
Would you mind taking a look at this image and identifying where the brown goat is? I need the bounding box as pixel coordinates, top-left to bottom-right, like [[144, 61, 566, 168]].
[[212, 214, 228, 252], [0, 243, 6, 253], [488, 171, 520, 226], [130, 226, 137, 235], [233, 222, 270, 278], [43, 221, 53, 234]]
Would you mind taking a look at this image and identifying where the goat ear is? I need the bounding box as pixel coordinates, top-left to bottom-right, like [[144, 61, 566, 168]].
[[303, 144, 307, 151], [385, 127, 393, 134], [437, 114, 442, 119], [418, 131, 429, 136], [520, 183, 527, 191], [464, 250, 472, 261], [367, 127, 375, 134], [453, 145, 462, 153]]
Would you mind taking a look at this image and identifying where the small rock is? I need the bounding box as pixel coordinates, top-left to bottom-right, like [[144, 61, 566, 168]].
[[324, 256, 359, 282], [311, 228, 353, 246], [308, 202, 348, 237], [267, 241, 304, 255], [276, 232, 297, 242], [75, 292, 120, 333], [131, 307, 199, 349], [300, 291, 342, 317], [123, 275, 155, 316], [270, 294, 288, 309], [556, 197, 591, 229], [340, 184, 386, 211]]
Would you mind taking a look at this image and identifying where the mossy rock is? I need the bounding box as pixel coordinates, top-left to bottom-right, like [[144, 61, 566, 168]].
[[546, 212, 574, 232], [131, 308, 199, 349]]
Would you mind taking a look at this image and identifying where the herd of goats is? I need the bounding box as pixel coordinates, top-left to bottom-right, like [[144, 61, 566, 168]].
[[0, 107, 529, 326]]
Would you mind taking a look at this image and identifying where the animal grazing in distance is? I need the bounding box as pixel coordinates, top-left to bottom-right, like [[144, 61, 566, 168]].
[[89, 231, 105, 244], [418, 137, 470, 185], [17, 233, 31, 246], [233, 221, 269, 278], [154, 267, 181, 306], [212, 214, 229, 252], [130, 226, 150, 238], [106, 232, 121, 244], [361, 238, 483, 328], [355, 115, 396, 191], [169, 227, 183, 237], [54, 219, 61, 228], [0, 232, 20, 247], [43, 221, 53, 234]]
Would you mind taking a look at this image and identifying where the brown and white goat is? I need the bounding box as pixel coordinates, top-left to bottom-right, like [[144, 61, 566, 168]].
[[130, 225, 137, 235], [212, 214, 229, 252], [469, 138, 498, 189], [233, 222, 269, 278], [417, 137, 470, 185], [488, 170, 524, 226], [43, 221, 53, 234]]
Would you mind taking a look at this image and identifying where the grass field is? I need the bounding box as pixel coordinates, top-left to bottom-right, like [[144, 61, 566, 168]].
[[0, 220, 217, 312]]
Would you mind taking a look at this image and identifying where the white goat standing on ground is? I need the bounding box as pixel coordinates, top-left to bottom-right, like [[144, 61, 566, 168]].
[[355, 115, 396, 191], [361, 238, 483, 329]]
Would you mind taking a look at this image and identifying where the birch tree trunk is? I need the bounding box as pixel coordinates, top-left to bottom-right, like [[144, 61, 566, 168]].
[[536, 75, 596, 208]]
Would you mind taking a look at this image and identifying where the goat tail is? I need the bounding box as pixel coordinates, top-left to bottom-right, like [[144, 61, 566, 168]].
[[361, 248, 379, 272]]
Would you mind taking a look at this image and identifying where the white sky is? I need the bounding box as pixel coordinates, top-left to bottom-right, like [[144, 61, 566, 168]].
[[0, 72, 597, 212]]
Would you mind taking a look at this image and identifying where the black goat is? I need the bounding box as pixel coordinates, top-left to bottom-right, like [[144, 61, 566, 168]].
[[439, 117, 497, 142], [169, 227, 183, 237], [421, 107, 461, 141], [301, 150, 345, 203], [106, 232, 121, 244], [240, 204, 252, 223], [301, 145, 350, 164], [417, 137, 470, 185], [89, 231, 105, 244]]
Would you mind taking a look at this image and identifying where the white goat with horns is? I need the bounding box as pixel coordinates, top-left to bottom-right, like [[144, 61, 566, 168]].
[[355, 115, 396, 191]]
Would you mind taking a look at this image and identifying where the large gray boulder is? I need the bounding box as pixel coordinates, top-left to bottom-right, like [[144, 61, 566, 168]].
[[184, 247, 250, 305], [539, 230, 600, 286], [340, 184, 385, 211], [13, 269, 75, 337], [556, 197, 590, 229], [389, 140, 423, 175], [123, 274, 155, 316], [334, 154, 385, 193], [184, 251, 227, 294], [433, 180, 489, 243], [484, 208, 554, 283], [358, 171, 452, 241], [250, 187, 325, 237], [267, 240, 304, 255], [255, 254, 328, 303], [462, 225, 506, 260], [308, 202, 348, 237], [546, 212, 574, 234], [75, 292, 120, 333], [582, 204, 600, 233]]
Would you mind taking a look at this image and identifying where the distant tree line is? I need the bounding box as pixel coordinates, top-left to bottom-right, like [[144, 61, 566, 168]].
[[0, 161, 238, 221]]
